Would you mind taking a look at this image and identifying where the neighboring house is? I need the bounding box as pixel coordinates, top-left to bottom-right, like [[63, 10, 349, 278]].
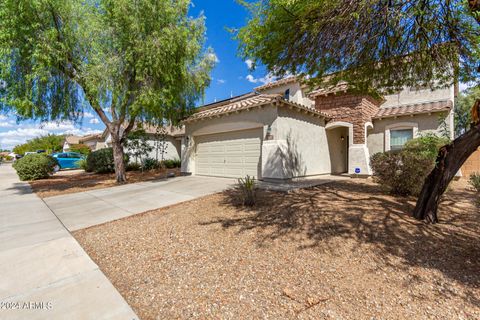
[[103, 124, 184, 161], [79, 134, 105, 151], [62, 135, 82, 152], [181, 77, 455, 180]]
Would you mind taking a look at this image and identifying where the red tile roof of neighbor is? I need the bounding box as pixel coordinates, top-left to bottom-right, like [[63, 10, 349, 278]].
[[140, 124, 185, 137], [64, 135, 82, 144], [374, 100, 453, 119], [184, 94, 330, 122]]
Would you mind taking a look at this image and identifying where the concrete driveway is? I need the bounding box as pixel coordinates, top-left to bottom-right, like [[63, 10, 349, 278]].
[[44, 176, 235, 231], [0, 163, 138, 319]]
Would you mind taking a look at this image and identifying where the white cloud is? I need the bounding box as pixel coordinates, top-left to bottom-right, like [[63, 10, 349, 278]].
[[459, 82, 475, 92], [207, 53, 219, 64], [89, 118, 100, 124], [245, 59, 254, 69], [245, 72, 276, 85], [0, 115, 7, 121], [0, 124, 103, 150], [0, 121, 14, 128], [40, 121, 76, 131], [246, 75, 258, 83], [217, 79, 226, 84], [83, 112, 95, 118], [64, 128, 102, 136]]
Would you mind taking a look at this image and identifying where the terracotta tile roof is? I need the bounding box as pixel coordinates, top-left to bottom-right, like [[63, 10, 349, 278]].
[[79, 134, 102, 143], [184, 94, 329, 122], [195, 92, 257, 113], [65, 135, 82, 144], [254, 77, 298, 91], [140, 124, 185, 137], [374, 100, 452, 119], [308, 82, 349, 98]]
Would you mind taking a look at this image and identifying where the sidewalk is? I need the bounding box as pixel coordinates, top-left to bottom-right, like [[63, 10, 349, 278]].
[[0, 164, 138, 319]]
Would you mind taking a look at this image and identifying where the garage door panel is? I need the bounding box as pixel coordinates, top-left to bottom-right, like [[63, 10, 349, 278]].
[[195, 128, 262, 179], [225, 145, 243, 152]]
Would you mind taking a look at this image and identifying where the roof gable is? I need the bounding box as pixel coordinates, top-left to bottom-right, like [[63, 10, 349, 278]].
[[184, 93, 329, 123]]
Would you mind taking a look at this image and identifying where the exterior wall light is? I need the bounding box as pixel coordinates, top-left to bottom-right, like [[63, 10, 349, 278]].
[[265, 125, 274, 140]]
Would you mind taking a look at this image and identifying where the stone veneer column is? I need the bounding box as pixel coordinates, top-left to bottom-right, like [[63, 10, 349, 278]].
[[315, 93, 381, 175]]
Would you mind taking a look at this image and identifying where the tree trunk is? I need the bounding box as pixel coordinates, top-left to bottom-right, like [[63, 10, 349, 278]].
[[413, 123, 480, 223], [111, 136, 127, 183]]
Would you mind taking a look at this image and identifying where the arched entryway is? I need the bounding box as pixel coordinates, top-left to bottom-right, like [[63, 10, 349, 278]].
[[326, 122, 353, 174]]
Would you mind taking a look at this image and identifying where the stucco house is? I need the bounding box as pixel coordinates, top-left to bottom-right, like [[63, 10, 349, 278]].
[[79, 133, 105, 151], [181, 77, 455, 180], [62, 135, 82, 152], [102, 124, 184, 161]]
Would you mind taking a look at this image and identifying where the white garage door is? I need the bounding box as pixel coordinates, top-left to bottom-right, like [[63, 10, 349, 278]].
[[195, 128, 262, 179]]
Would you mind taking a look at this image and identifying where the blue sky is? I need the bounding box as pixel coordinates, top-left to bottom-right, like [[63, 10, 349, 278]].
[[0, 1, 471, 151], [0, 0, 268, 151]]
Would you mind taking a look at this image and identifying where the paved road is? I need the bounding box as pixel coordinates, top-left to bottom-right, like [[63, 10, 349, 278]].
[[0, 164, 138, 320], [44, 175, 235, 231]]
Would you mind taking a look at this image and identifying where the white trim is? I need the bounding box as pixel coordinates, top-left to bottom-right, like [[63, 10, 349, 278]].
[[385, 122, 418, 151], [364, 121, 373, 143]]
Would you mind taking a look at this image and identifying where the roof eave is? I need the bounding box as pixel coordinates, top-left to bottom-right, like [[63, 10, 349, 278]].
[[373, 107, 451, 120]]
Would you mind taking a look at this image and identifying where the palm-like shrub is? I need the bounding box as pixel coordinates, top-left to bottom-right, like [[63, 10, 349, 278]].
[[12, 154, 58, 181], [237, 175, 257, 206]]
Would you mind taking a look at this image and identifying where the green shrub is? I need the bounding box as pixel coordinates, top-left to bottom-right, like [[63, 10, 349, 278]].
[[12, 154, 58, 181], [70, 144, 91, 155], [142, 158, 160, 171], [469, 173, 480, 192], [237, 175, 257, 206], [86, 148, 129, 173], [371, 134, 449, 196], [76, 158, 88, 171], [126, 162, 141, 171], [403, 133, 449, 160], [162, 158, 181, 169], [86, 148, 115, 173]]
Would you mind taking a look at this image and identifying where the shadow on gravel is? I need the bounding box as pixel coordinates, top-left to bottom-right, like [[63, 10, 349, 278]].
[[206, 180, 480, 306]]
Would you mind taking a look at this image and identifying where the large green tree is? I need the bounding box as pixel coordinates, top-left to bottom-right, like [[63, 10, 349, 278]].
[[455, 85, 480, 136], [13, 134, 64, 155], [0, 0, 214, 182], [238, 0, 480, 223]]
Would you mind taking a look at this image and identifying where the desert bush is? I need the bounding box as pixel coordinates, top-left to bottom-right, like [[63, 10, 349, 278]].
[[371, 134, 449, 196], [237, 175, 257, 206], [142, 158, 160, 171], [69, 144, 91, 155], [12, 153, 58, 181], [86, 148, 120, 173], [403, 133, 449, 160], [126, 162, 142, 171], [76, 158, 88, 171], [162, 158, 181, 169], [469, 173, 480, 192]]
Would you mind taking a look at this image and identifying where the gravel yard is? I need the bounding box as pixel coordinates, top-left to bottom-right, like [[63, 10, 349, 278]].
[[29, 168, 180, 198], [74, 179, 479, 319]]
